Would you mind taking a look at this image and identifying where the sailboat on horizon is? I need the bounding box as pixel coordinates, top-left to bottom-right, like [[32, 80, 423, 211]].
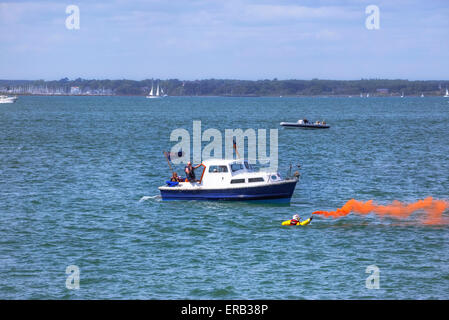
[[146, 81, 165, 99], [444, 88, 449, 98]]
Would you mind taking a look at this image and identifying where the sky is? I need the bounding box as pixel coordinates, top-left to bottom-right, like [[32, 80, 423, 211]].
[[0, 0, 448, 80]]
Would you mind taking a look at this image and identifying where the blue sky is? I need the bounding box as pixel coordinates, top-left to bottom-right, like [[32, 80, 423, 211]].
[[0, 0, 448, 80]]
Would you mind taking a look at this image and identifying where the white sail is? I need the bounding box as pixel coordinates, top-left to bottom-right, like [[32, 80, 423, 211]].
[[146, 80, 163, 98], [445, 88, 449, 97]]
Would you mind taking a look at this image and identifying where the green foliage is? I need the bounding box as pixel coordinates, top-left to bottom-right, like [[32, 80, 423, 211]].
[[1, 78, 448, 96]]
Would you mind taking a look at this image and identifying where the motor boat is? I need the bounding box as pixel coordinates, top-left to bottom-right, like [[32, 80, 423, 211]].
[[0, 95, 18, 103], [280, 119, 330, 129], [159, 159, 298, 202]]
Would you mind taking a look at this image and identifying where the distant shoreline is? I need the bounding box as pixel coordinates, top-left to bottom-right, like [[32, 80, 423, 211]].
[[4, 93, 448, 98], [1, 78, 448, 97]]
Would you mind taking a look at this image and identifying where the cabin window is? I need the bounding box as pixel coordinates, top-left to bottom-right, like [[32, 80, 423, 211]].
[[209, 165, 229, 173], [248, 177, 264, 183], [230, 178, 245, 184], [230, 163, 244, 172]]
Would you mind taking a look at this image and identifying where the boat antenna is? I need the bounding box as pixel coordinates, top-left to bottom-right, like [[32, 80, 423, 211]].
[[233, 138, 240, 159], [163, 151, 174, 174]]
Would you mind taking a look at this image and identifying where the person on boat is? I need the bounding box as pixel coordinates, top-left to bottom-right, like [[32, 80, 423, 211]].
[[303, 118, 309, 124], [170, 172, 181, 182], [185, 161, 201, 182], [290, 214, 301, 225]]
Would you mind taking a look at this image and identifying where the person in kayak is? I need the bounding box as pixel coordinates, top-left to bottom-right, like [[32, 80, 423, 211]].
[[185, 161, 201, 182]]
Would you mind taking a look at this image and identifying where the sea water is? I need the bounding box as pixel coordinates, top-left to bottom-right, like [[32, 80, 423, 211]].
[[1, 96, 448, 299]]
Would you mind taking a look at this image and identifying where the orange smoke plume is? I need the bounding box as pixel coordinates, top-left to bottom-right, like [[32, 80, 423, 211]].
[[313, 197, 449, 225]]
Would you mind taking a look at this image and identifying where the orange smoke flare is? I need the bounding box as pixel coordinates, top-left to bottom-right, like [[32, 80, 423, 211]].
[[312, 197, 449, 225]]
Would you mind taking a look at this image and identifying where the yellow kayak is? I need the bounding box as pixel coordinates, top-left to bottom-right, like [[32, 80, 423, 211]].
[[282, 216, 313, 226]]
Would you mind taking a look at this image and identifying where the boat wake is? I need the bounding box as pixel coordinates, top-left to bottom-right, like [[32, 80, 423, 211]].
[[139, 195, 161, 203]]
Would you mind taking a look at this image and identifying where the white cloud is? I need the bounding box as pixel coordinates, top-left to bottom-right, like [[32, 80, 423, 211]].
[[242, 4, 360, 22]]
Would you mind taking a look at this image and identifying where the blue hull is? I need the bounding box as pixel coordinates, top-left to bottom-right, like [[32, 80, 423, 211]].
[[160, 180, 298, 202]]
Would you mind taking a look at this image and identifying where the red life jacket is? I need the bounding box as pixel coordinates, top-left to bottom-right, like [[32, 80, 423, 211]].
[[290, 219, 299, 225]]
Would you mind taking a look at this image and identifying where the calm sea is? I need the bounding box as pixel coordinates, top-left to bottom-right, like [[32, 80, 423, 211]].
[[1, 96, 448, 299]]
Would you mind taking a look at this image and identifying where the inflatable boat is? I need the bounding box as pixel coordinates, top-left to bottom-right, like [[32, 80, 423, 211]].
[[280, 119, 330, 129]]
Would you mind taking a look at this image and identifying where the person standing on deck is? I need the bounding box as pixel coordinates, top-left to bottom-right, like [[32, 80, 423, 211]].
[[185, 161, 201, 182]]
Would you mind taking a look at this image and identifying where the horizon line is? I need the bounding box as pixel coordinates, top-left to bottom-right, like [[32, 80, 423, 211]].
[[2, 78, 449, 82]]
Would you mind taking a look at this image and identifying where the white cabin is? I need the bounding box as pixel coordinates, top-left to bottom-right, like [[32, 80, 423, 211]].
[[197, 159, 281, 188]]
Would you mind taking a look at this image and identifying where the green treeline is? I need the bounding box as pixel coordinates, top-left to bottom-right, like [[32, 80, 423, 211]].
[[1, 78, 448, 96]]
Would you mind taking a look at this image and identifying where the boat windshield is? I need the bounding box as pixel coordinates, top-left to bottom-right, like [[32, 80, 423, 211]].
[[230, 163, 244, 172], [231, 161, 254, 172]]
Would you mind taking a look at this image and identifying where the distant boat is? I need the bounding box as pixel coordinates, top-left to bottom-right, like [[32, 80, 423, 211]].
[[360, 93, 363, 98], [421, 93, 424, 98], [444, 88, 449, 98], [366, 93, 369, 98], [146, 81, 161, 99], [0, 95, 18, 103], [401, 92, 404, 98], [280, 119, 330, 129]]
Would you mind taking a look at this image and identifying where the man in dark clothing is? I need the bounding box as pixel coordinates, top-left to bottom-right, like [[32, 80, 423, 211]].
[[185, 161, 201, 182]]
